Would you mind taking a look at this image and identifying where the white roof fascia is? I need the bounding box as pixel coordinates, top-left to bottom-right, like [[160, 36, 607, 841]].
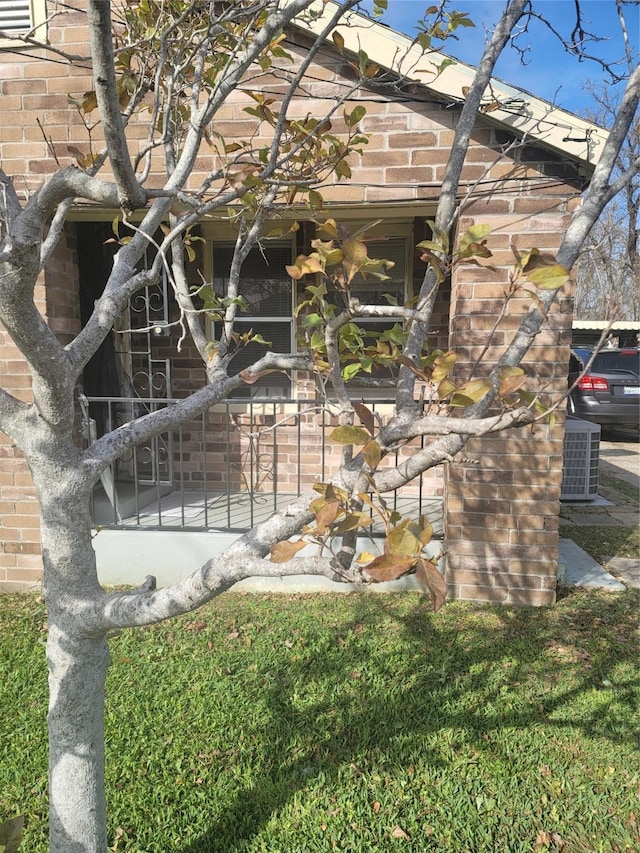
[[289, 0, 607, 168]]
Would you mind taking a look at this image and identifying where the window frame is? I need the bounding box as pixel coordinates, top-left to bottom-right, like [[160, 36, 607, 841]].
[[210, 237, 297, 399], [204, 219, 417, 401], [319, 220, 415, 397]]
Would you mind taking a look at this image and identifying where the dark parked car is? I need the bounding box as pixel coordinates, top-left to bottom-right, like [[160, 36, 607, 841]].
[[568, 347, 640, 433]]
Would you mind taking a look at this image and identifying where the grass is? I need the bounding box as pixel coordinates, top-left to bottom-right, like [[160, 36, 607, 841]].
[[1, 590, 639, 853], [559, 525, 640, 563], [599, 471, 639, 507], [599, 471, 638, 507]]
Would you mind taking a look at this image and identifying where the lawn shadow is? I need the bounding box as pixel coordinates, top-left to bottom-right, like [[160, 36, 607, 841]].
[[178, 588, 638, 853]]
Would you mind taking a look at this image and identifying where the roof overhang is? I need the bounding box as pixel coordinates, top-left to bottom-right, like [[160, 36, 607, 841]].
[[289, 0, 607, 170]]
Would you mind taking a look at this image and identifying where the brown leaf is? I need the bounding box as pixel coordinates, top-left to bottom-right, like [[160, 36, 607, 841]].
[[270, 539, 307, 563], [372, 800, 381, 814], [362, 439, 382, 471], [365, 553, 415, 582], [314, 499, 341, 534], [391, 825, 410, 840], [415, 559, 447, 611], [535, 829, 551, 849], [352, 401, 375, 436]]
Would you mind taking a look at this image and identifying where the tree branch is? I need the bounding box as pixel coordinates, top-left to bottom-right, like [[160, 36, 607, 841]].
[[86, 0, 146, 209], [396, 0, 530, 414], [94, 548, 356, 631]]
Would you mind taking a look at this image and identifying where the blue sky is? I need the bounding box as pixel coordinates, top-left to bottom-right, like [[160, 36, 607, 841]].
[[362, 0, 639, 115]]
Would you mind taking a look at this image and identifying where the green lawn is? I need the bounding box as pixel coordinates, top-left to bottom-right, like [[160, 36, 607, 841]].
[[560, 525, 640, 563], [1, 590, 638, 852]]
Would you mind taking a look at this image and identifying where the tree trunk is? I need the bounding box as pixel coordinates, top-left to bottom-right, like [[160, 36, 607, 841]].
[[46, 625, 109, 853], [29, 441, 110, 853]]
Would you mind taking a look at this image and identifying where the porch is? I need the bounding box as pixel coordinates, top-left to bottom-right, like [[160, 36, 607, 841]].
[[84, 396, 444, 537], [84, 396, 444, 589]]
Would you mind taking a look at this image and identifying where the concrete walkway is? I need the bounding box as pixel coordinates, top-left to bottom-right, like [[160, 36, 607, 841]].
[[560, 435, 639, 592]]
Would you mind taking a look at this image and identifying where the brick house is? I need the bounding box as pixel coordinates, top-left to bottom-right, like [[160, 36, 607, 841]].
[[0, 2, 606, 602]]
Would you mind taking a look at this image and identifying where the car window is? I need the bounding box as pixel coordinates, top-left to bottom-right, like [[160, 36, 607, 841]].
[[591, 352, 640, 375], [569, 354, 583, 373]]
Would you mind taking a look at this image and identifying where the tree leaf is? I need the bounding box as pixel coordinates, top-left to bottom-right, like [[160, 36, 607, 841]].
[[314, 499, 341, 534], [431, 350, 457, 382], [449, 378, 491, 406], [415, 559, 447, 611], [526, 263, 570, 290], [0, 815, 25, 853], [498, 366, 527, 397], [352, 401, 375, 436], [391, 825, 411, 840], [361, 439, 381, 471], [417, 515, 433, 545], [345, 105, 366, 127], [386, 520, 422, 557], [458, 223, 492, 254], [341, 363, 362, 381], [332, 31, 345, 54], [333, 512, 374, 533], [328, 425, 370, 445], [365, 553, 415, 582], [270, 540, 307, 563]]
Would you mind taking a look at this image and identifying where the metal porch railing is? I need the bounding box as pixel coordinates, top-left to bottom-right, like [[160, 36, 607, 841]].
[[82, 396, 443, 536]]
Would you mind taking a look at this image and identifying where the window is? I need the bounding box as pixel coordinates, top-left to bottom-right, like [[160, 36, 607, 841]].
[[209, 222, 417, 399], [326, 235, 410, 393], [212, 242, 294, 398], [0, 0, 47, 45]]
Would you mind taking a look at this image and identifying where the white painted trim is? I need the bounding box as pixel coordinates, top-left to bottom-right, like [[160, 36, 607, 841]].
[[0, 0, 47, 48]]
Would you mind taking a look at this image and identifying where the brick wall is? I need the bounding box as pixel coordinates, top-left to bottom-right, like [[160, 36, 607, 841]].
[[0, 6, 586, 599]]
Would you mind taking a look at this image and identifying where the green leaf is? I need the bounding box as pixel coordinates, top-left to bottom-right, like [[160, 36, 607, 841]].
[[329, 425, 370, 445], [457, 223, 492, 254], [431, 351, 457, 383], [308, 189, 323, 209], [526, 263, 570, 290], [449, 378, 492, 407], [342, 363, 362, 381], [345, 105, 366, 127]]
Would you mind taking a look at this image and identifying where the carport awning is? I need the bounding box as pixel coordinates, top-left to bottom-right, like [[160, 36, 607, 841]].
[[573, 320, 640, 331]]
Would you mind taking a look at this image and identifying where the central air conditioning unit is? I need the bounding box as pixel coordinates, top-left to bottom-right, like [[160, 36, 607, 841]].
[[560, 417, 601, 501]]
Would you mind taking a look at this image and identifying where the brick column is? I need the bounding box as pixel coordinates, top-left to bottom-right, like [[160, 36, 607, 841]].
[[444, 188, 578, 605]]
